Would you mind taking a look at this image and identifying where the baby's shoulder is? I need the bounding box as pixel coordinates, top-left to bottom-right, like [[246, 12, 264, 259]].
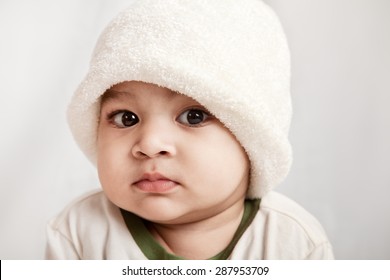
[[259, 191, 329, 245], [48, 190, 118, 232], [46, 190, 137, 259], [234, 192, 333, 259]]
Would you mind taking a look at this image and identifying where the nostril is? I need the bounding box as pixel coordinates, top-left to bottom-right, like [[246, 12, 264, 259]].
[[134, 150, 169, 158], [137, 151, 147, 157]]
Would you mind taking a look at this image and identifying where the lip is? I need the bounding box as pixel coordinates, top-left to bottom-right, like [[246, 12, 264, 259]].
[[133, 173, 178, 193]]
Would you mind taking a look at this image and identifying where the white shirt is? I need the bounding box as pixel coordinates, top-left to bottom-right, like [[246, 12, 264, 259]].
[[45, 190, 333, 259]]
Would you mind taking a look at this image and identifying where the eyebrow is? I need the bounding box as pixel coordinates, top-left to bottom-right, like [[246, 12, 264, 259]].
[[100, 89, 135, 105], [100, 87, 181, 105]]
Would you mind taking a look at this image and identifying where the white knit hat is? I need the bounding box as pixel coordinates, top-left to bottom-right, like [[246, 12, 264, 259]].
[[67, 0, 292, 199]]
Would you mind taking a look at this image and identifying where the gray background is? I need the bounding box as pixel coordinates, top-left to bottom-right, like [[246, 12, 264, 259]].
[[0, 0, 389, 259]]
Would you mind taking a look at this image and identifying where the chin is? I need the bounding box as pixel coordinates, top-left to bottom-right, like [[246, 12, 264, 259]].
[[128, 197, 190, 224], [137, 210, 188, 225]]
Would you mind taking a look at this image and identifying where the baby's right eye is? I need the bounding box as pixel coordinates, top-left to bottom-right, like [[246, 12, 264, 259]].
[[109, 110, 139, 128]]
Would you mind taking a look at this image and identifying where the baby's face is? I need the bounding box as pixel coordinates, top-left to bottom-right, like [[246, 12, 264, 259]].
[[97, 81, 249, 224]]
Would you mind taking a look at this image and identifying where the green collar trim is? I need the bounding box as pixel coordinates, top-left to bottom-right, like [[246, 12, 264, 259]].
[[120, 199, 260, 260]]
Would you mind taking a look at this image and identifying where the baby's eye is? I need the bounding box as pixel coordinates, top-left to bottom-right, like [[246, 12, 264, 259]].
[[177, 108, 210, 126], [109, 110, 139, 128]]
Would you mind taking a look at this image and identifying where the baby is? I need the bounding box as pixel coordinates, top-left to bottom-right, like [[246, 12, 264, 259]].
[[46, 0, 334, 259]]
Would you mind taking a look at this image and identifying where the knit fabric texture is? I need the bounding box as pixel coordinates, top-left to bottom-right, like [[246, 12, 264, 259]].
[[67, 0, 293, 198]]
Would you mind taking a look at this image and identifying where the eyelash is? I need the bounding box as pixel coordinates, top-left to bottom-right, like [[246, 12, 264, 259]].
[[105, 107, 212, 128]]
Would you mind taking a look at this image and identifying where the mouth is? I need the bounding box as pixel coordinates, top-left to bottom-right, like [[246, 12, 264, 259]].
[[133, 173, 179, 193]]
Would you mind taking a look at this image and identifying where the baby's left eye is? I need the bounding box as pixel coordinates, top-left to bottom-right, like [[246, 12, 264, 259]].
[[177, 109, 210, 126]]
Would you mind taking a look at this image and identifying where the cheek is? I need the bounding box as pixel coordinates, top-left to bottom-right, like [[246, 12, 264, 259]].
[[96, 128, 130, 188], [213, 126, 249, 170], [97, 142, 114, 190], [188, 128, 249, 195], [97, 125, 130, 162], [211, 142, 248, 183]]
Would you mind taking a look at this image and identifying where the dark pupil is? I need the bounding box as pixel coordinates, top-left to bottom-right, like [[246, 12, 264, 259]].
[[187, 110, 204, 125], [122, 112, 138, 126]]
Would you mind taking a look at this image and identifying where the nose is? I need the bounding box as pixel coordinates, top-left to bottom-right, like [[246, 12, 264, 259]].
[[131, 120, 176, 159]]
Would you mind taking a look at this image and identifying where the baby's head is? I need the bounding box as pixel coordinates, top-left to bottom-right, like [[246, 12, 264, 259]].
[[68, 0, 292, 203]]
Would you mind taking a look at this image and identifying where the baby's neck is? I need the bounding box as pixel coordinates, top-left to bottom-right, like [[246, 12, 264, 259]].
[[146, 200, 245, 260]]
